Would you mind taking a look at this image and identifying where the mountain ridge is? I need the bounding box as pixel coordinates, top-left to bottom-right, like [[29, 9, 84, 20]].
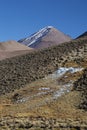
[[18, 26, 71, 49], [0, 40, 33, 60], [76, 31, 87, 39]]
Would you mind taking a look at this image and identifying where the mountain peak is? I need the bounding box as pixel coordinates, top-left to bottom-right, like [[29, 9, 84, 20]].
[[45, 25, 54, 29], [18, 26, 71, 49], [18, 26, 54, 46]]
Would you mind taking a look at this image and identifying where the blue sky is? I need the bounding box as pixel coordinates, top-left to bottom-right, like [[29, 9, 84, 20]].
[[0, 0, 87, 41]]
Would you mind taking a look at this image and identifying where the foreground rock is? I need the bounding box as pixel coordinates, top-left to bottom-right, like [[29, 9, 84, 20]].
[[0, 116, 87, 130]]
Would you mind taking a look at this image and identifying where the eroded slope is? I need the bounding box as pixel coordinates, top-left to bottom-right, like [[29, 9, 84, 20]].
[[0, 38, 87, 129]]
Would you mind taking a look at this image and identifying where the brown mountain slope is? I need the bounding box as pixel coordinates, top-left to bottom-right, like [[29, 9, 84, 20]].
[[0, 37, 87, 94], [33, 27, 71, 49], [0, 37, 87, 129], [18, 26, 71, 49], [0, 40, 33, 60]]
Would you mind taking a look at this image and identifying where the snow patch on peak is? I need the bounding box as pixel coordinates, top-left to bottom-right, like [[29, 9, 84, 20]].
[[45, 26, 54, 29]]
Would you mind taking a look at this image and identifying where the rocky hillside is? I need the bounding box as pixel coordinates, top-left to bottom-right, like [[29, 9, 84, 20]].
[[0, 38, 87, 95], [0, 36, 87, 130], [0, 116, 87, 130], [74, 68, 87, 110]]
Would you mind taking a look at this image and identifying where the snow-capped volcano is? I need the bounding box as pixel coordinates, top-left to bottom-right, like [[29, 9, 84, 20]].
[[18, 26, 53, 46], [18, 26, 71, 49]]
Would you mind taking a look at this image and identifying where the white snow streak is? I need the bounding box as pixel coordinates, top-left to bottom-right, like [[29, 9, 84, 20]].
[[17, 67, 83, 103], [39, 87, 50, 91], [47, 67, 83, 79], [22, 26, 53, 46]]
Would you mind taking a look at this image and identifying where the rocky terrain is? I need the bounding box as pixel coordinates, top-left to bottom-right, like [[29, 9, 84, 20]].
[[0, 33, 87, 129], [0, 116, 87, 130], [74, 68, 87, 110], [0, 38, 87, 94]]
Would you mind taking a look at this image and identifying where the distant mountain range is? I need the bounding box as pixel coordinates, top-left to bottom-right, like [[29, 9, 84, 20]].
[[0, 40, 33, 60], [0, 26, 86, 60], [18, 26, 71, 49]]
